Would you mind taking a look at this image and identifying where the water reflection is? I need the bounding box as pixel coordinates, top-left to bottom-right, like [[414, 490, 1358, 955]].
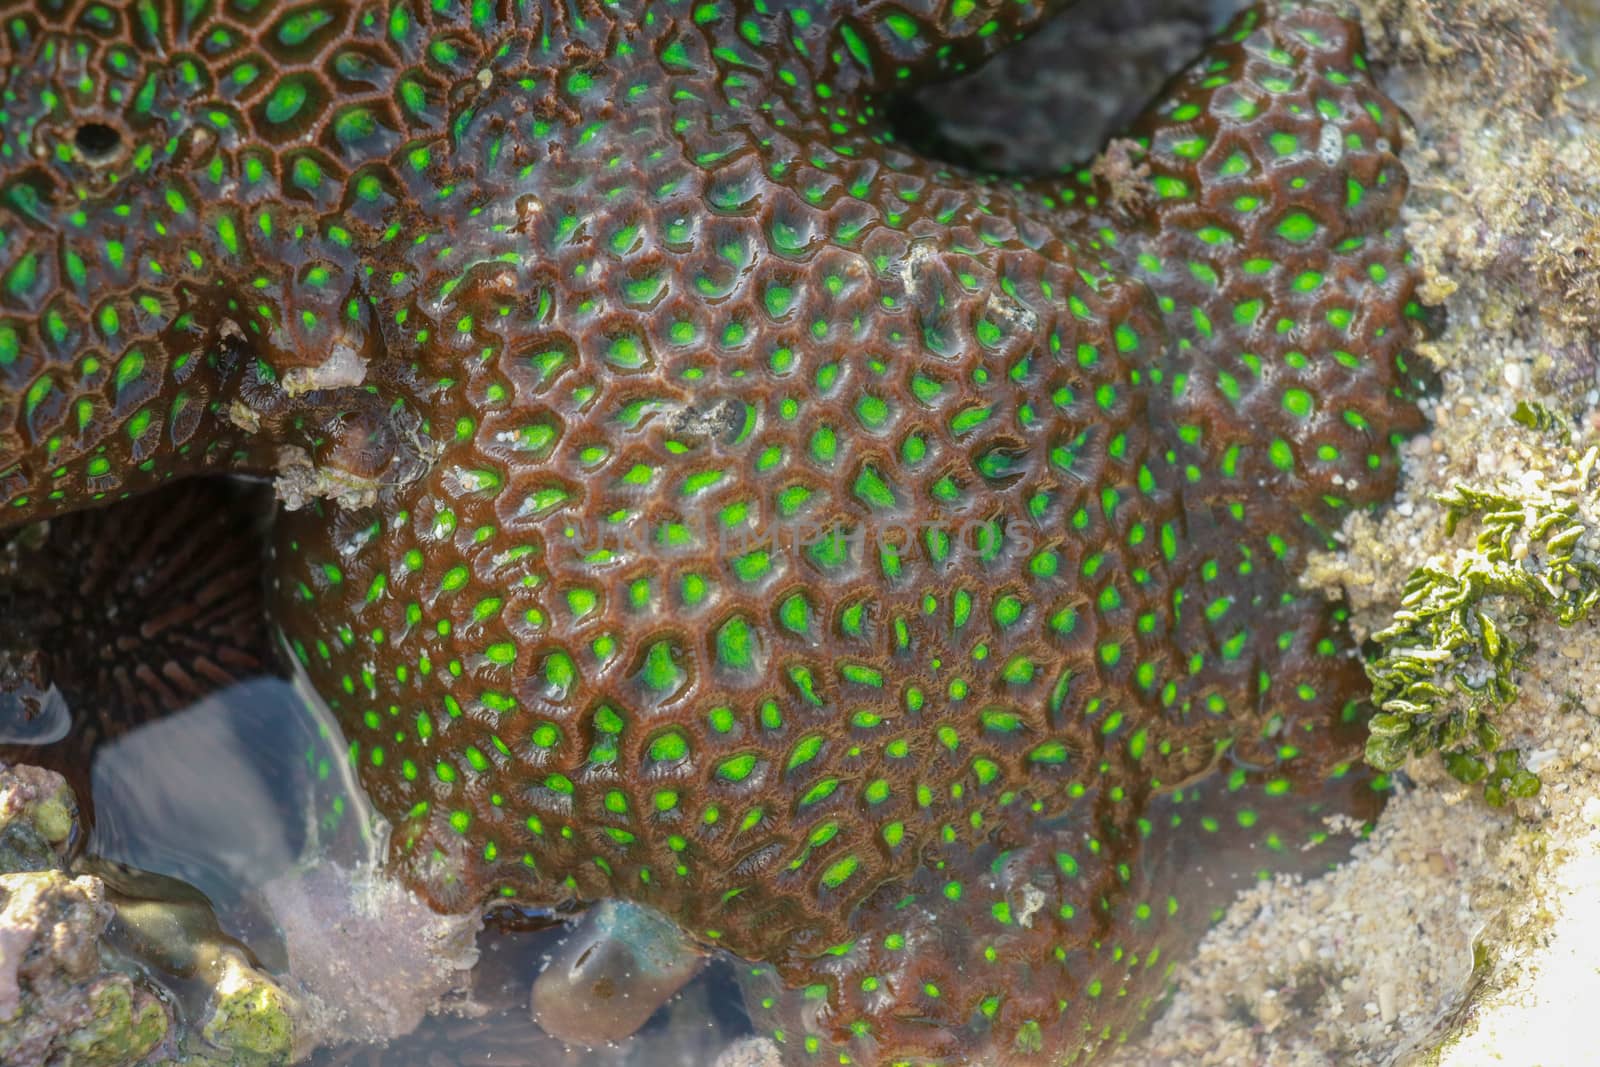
[[4, 666, 760, 1064], [310, 915, 756, 1067], [86, 674, 374, 943], [0, 680, 71, 746]]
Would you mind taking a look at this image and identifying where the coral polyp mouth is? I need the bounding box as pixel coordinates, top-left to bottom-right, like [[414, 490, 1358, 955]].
[[72, 122, 124, 165]]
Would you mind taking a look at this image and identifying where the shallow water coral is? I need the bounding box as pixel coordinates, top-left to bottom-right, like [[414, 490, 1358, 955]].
[[0, 0, 1425, 1061]]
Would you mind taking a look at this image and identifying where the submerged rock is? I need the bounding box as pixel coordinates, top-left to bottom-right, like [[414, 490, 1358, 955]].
[[195, 955, 297, 1067], [529, 900, 707, 1045], [0, 837, 168, 1066], [0, 763, 309, 1067], [0, 763, 79, 873], [0, 764, 166, 1067]]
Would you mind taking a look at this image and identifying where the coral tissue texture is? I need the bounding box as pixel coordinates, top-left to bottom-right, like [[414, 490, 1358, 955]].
[[0, 0, 1423, 1062]]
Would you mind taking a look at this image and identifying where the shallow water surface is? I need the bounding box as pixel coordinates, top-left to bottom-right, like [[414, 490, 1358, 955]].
[[45, 671, 760, 1064]]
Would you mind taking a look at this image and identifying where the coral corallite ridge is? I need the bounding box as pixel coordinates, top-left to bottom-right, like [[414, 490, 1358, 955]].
[[0, 0, 1426, 1062]]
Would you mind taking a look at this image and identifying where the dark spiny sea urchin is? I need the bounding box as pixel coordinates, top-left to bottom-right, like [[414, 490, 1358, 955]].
[[0, 479, 276, 810]]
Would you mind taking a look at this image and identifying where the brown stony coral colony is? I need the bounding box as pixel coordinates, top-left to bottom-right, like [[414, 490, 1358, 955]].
[[0, 0, 1426, 1062]]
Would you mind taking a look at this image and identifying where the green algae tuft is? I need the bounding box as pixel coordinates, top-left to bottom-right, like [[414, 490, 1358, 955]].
[[1367, 409, 1600, 804]]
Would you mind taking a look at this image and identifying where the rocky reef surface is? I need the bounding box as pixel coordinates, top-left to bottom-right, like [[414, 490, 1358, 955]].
[[0, 694, 482, 1067], [0, 765, 179, 1066], [0, 764, 171, 1067]]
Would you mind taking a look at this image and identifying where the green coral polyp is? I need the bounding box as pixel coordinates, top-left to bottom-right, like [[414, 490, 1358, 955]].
[[0, 0, 1425, 1062]]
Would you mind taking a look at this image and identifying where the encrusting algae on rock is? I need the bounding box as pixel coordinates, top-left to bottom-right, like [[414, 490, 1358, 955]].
[[0, 0, 1431, 1061], [0, 765, 169, 1067], [0, 763, 316, 1067]]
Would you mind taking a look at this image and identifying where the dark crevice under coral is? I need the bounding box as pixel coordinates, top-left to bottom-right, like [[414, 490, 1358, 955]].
[[890, 0, 1245, 175], [0, 0, 1429, 1062], [0, 479, 281, 821]]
